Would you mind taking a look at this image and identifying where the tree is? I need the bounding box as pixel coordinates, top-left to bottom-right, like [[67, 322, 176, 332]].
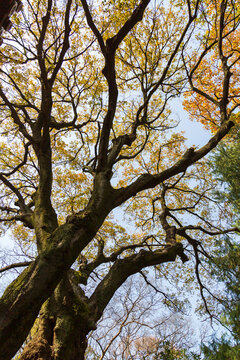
[[210, 134, 240, 215], [0, 0, 239, 359], [0, 0, 23, 44], [201, 236, 240, 359], [86, 277, 200, 359], [200, 135, 240, 360], [202, 338, 240, 360]]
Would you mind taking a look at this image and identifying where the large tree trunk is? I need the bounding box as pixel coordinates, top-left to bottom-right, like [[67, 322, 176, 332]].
[[0, 172, 115, 359], [16, 243, 188, 360], [19, 273, 95, 360], [0, 223, 89, 360]]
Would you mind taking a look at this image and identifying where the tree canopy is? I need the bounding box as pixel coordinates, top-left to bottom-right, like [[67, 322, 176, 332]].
[[200, 134, 240, 360], [210, 134, 240, 215], [0, 0, 239, 359]]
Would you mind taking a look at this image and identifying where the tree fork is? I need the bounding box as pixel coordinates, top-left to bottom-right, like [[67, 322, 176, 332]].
[[0, 172, 115, 359], [19, 273, 95, 360], [0, 223, 97, 359]]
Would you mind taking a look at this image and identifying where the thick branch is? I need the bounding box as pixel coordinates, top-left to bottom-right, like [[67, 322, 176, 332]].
[[1, 142, 31, 177], [109, 0, 151, 52], [0, 87, 33, 142], [178, 225, 240, 236], [96, 1, 151, 171], [79, 239, 150, 282], [0, 177, 115, 359], [0, 174, 32, 218], [89, 243, 186, 321], [0, 222, 93, 359], [49, 0, 72, 85], [80, 0, 106, 54], [113, 120, 234, 207], [36, 0, 53, 82], [0, 261, 32, 274]]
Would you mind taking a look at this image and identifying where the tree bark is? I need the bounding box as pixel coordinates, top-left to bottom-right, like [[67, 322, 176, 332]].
[[19, 273, 95, 360], [0, 171, 116, 359], [20, 244, 185, 359]]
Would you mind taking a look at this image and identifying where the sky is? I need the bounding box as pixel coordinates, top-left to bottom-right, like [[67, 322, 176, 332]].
[[171, 97, 210, 148]]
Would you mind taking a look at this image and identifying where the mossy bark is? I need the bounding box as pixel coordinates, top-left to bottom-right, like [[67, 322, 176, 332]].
[[19, 273, 95, 360], [17, 244, 185, 360], [0, 222, 102, 358], [0, 172, 115, 359]]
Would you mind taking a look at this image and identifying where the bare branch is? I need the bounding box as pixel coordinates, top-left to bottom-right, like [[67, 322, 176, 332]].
[[0, 261, 32, 274]]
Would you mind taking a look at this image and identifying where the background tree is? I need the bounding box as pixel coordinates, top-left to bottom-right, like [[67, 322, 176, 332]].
[[200, 134, 240, 359], [0, 0, 239, 359], [210, 133, 240, 215], [86, 277, 200, 359]]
